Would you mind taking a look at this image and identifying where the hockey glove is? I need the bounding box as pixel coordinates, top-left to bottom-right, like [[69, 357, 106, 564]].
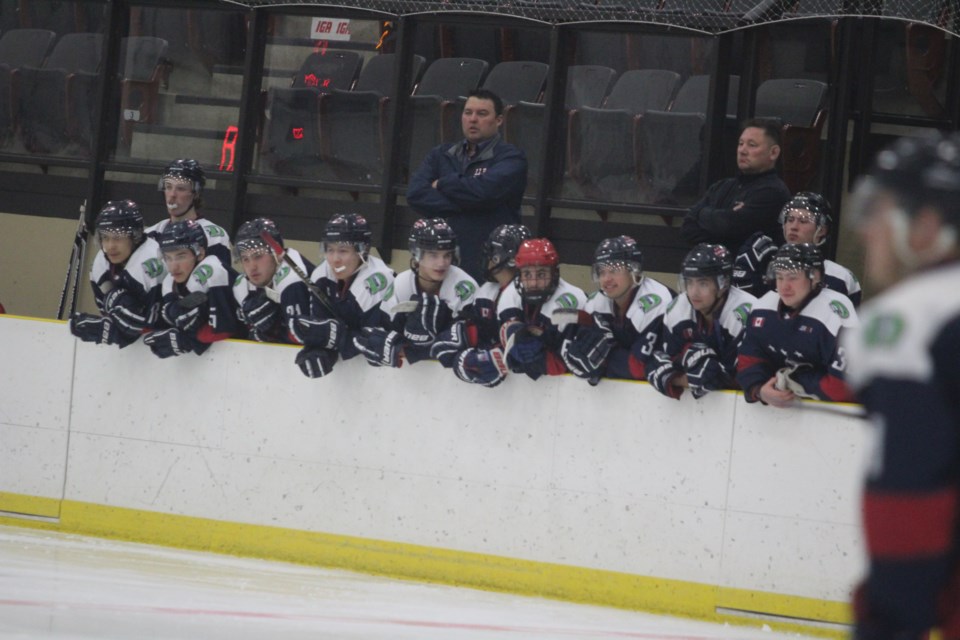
[[295, 347, 337, 378], [70, 313, 119, 345], [287, 315, 345, 350], [353, 327, 403, 368], [162, 300, 203, 333], [404, 293, 452, 345], [560, 327, 614, 381], [681, 342, 724, 398], [103, 288, 153, 336], [143, 328, 193, 359], [774, 364, 819, 400], [733, 232, 777, 294], [647, 350, 682, 399], [240, 293, 279, 333], [453, 348, 508, 388], [430, 321, 469, 367]]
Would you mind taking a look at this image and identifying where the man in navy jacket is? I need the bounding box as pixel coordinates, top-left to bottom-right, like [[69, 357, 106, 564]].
[[407, 88, 528, 283]]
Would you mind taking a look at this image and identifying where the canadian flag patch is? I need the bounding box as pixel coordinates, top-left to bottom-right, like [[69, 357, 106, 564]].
[[752, 317, 765, 328]]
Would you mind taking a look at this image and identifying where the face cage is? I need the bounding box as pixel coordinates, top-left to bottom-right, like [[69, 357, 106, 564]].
[[678, 273, 729, 294], [161, 243, 204, 261], [411, 245, 460, 270], [516, 267, 559, 305], [158, 175, 202, 195], [764, 259, 818, 285], [97, 227, 143, 246], [233, 239, 273, 262], [591, 260, 642, 284]]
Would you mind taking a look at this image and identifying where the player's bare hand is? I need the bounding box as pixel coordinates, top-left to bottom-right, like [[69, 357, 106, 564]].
[[732, 201, 745, 211], [759, 377, 795, 408], [431, 179, 438, 189]]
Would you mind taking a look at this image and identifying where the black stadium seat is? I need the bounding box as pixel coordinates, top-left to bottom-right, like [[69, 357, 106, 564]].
[[119, 36, 169, 148], [755, 78, 828, 192], [0, 28, 56, 147], [18, 32, 103, 154], [404, 57, 488, 179], [568, 69, 680, 197]]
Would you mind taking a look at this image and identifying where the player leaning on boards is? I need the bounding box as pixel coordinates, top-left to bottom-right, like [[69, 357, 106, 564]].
[[733, 192, 863, 305], [233, 218, 316, 344], [647, 243, 756, 400], [430, 223, 531, 388], [736, 243, 858, 407], [143, 220, 240, 359], [147, 159, 232, 269], [286, 214, 395, 379], [353, 218, 477, 368], [560, 236, 673, 384], [844, 132, 960, 639], [498, 238, 587, 380], [69, 200, 165, 348]]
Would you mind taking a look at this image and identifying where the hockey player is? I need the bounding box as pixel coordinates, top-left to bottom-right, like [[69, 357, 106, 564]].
[[842, 133, 960, 640], [733, 192, 862, 305], [736, 242, 858, 407], [353, 218, 477, 368], [146, 159, 232, 268], [560, 236, 673, 383], [498, 238, 587, 380], [285, 213, 395, 378], [69, 200, 165, 348], [430, 223, 531, 387], [647, 243, 755, 399], [232, 217, 315, 344], [143, 220, 240, 358]]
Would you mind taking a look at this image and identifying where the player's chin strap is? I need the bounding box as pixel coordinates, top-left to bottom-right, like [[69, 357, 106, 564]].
[[889, 207, 959, 270]]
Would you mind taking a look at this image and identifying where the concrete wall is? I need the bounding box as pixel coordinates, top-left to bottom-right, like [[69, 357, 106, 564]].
[[0, 314, 867, 633]]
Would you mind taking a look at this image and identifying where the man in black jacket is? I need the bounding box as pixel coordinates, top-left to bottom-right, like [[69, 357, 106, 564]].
[[681, 119, 791, 252]]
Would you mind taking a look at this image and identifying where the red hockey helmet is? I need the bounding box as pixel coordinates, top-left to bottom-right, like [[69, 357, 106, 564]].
[[514, 238, 560, 305], [514, 238, 559, 269]]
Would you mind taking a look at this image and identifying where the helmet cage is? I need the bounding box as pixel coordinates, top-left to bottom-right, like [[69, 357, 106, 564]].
[[234, 218, 283, 262], [409, 219, 459, 269], [515, 265, 559, 306], [158, 159, 205, 195], [592, 259, 643, 286], [159, 220, 207, 259], [96, 200, 145, 246]]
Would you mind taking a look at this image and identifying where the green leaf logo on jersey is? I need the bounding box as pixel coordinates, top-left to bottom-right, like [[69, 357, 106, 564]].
[[233, 274, 245, 287], [383, 282, 395, 301], [273, 265, 290, 286], [206, 225, 226, 238], [555, 293, 578, 309], [142, 258, 164, 279], [829, 300, 850, 319], [192, 264, 214, 286], [734, 302, 752, 326], [586, 290, 601, 301], [665, 296, 680, 313], [637, 294, 662, 313], [365, 272, 389, 295], [864, 313, 905, 347], [454, 280, 476, 301]]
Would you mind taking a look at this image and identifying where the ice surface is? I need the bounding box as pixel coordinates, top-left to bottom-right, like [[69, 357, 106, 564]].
[[0, 525, 816, 639]]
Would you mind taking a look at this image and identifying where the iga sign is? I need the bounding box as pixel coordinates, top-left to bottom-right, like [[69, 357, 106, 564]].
[[310, 17, 351, 41]]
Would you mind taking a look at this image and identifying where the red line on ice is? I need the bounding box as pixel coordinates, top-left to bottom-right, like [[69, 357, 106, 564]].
[[0, 598, 719, 639]]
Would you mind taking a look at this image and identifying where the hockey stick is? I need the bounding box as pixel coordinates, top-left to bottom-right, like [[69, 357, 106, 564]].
[[258, 230, 340, 320], [789, 399, 867, 419], [57, 201, 88, 320]]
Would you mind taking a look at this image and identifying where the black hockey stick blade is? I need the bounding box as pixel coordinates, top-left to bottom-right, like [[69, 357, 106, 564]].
[[178, 291, 208, 310]]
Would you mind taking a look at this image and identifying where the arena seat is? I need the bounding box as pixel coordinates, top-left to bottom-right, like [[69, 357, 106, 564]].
[[503, 64, 617, 192], [568, 69, 681, 197], [119, 36, 169, 148], [404, 57, 488, 179], [18, 32, 103, 154], [755, 77, 828, 192], [0, 28, 56, 147]]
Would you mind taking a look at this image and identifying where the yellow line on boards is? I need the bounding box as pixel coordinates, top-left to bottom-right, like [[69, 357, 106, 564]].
[[0, 494, 850, 638]]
